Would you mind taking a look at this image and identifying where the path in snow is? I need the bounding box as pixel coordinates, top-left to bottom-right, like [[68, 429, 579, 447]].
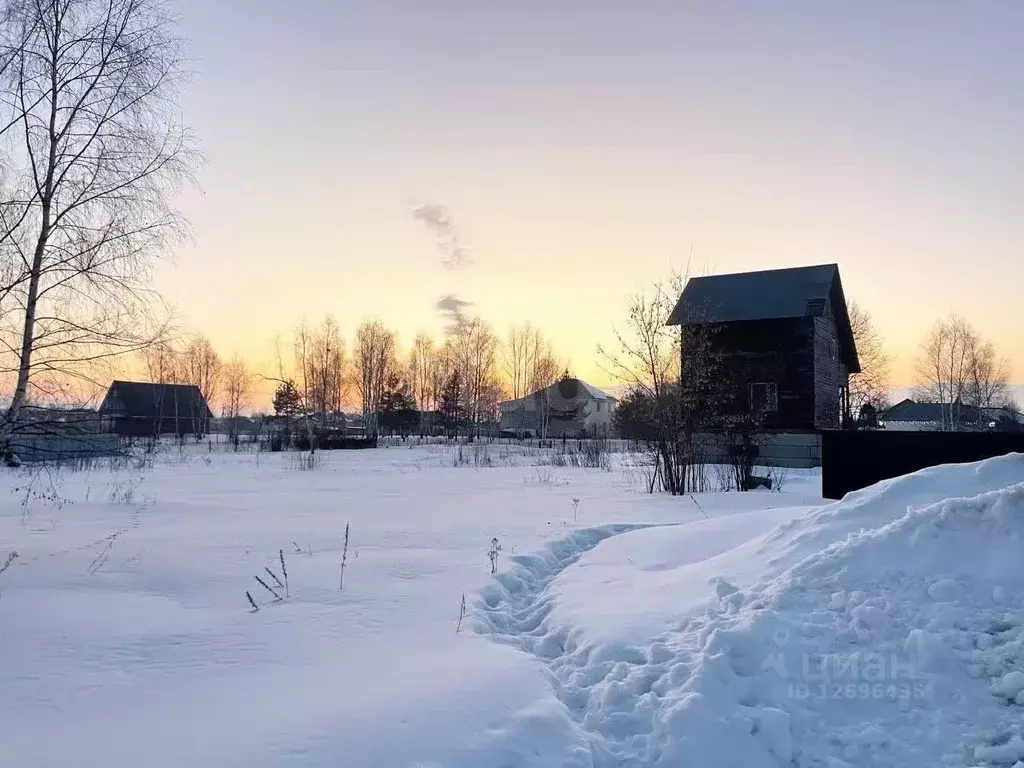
[[473, 524, 683, 767], [472, 519, 807, 767]]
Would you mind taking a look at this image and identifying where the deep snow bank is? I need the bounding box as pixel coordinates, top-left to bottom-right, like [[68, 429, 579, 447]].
[[475, 453, 1024, 767]]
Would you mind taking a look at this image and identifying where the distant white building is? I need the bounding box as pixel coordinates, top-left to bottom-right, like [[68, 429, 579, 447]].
[[880, 399, 1021, 432], [499, 378, 617, 438]]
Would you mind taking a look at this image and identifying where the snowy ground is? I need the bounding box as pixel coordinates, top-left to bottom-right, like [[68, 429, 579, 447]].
[[1, 443, 1022, 767]]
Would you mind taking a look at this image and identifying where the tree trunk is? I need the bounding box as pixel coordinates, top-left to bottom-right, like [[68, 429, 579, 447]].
[[4, 213, 50, 431], [4, 26, 60, 434]]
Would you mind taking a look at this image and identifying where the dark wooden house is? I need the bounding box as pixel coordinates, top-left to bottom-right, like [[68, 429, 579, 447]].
[[666, 263, 860, 431], [98, 381, 213, 437]]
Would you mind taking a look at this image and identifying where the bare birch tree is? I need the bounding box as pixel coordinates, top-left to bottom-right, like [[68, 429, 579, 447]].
[[503, 323, 530, 400], [847, 301, 892, 419], [291, 322, 313, 417], [498, 323, 561, 436], [600, 270, 731, 494], [599, 280, 682, 491], [964, 335, 1012, 417], [408, 331, 436, 433], [408, 331, 434, 411], [180, 335, 221, 410], [429, 339, 454, 419], [222, 355, 251, 442], [304, 316, 344, 418], [913, 313, 1013, 430], [913, 313, 975, 430], [0, 0, 195, 436], [502, 323, 560, 395], [526, 331, 560, 394], [141, 340, 180, 384], [452, 316, 500, 434], [353, 319, 395, 435]]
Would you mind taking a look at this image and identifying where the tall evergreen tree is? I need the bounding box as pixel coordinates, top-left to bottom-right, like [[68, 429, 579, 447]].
[[440, 370, 465, 438], [378, 371, 418, 436], [273, 380, 303, 417]]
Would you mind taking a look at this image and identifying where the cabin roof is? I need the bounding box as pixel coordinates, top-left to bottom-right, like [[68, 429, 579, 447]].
[[666, 264, 838, 324], [101, 380, 213, 419], [666, 263, 860, 373]]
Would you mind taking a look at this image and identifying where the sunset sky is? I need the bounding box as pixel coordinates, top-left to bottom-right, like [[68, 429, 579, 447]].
[[160, 1, 1023, 401]]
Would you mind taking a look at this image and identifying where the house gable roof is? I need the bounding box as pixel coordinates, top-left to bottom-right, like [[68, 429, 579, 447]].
[[882, 399, 985, 424], [100, 381, 213, 419], [500, 378, 617, 407], [666, 263, 860, 373]]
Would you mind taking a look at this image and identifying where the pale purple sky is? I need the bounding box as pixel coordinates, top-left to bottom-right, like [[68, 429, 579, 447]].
[[162, 1, 1023, 388]]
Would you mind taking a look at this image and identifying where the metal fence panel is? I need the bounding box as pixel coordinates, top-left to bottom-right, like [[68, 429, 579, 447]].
[[821, 430, 1024, 500], [9, 433, 121, 463]]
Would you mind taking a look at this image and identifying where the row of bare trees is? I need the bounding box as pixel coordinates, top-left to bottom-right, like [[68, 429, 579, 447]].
[[270, 315, 564, 437], [913, 313, 1015, 430], [503, 322, 561, 401], [140, 336, 253, 434], [143, 337, 222, 404], [293, 317, 345, 417]]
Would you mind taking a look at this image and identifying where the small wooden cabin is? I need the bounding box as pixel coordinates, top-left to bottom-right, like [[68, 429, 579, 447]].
[[99, 381, 213, 437], [666, 264, 860, 431]]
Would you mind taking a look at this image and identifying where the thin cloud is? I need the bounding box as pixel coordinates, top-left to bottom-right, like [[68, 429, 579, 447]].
[[436, 294, 472, 327], [412, 204, 473, 269]]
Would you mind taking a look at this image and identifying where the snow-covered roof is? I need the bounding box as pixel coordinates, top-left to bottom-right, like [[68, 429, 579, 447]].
[[501, 378, 617, 407], [577, 381, 616, 400]]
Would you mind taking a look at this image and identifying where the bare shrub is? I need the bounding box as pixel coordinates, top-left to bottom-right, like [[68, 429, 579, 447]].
[[487, 537, 502, 574], [291, 451, 321, 472], [620, 463, 656, 494], [108, 474, 145, 505], [767, 464, 791, 493], [523, 467, 571, 487], [712, 464, 736, 492], [580, 441, 610, 470], [547, 451, 568, 467]]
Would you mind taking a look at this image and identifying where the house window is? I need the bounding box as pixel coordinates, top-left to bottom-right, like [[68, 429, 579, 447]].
[[748, 382, 778, 413], [596, 401, 602, 412]]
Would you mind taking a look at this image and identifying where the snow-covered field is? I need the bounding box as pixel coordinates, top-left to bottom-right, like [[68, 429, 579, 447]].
[[1, 444, 1022, 768]]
